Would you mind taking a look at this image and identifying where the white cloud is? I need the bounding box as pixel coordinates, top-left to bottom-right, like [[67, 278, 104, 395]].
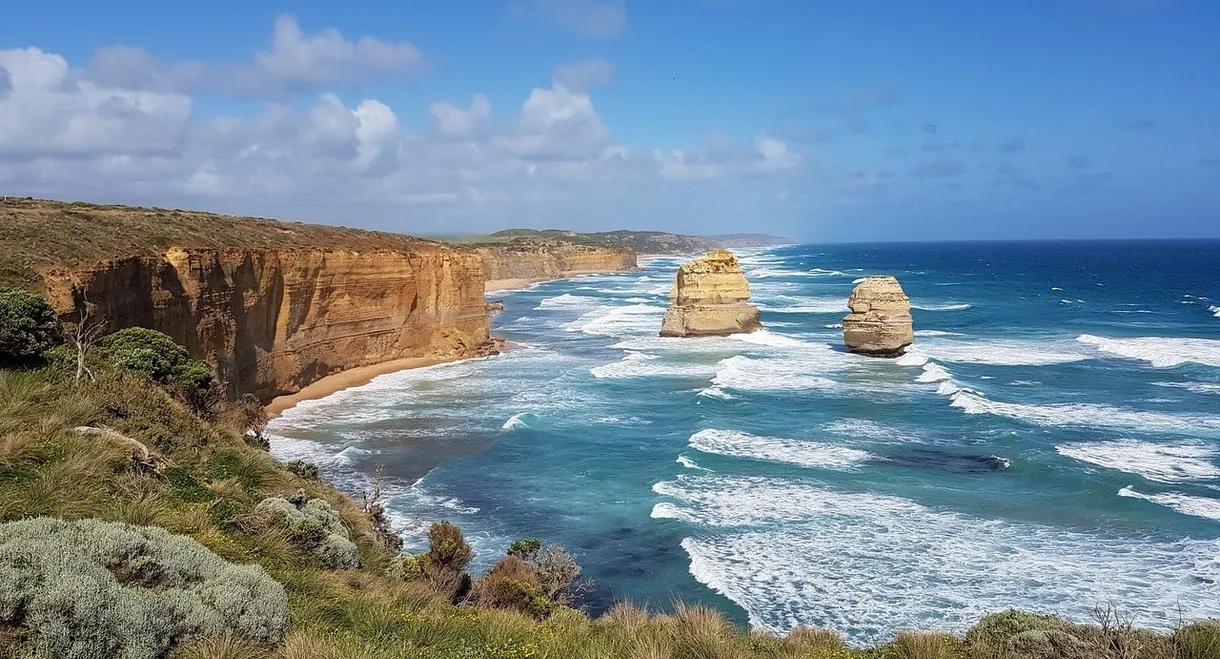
[[428, 94, 492, 138], [0, 48, 191, 158], [514, 0, 626, 38], [553, 57, 615, 91], [86, 15, 426, 97], [0, 39, 808, 234]]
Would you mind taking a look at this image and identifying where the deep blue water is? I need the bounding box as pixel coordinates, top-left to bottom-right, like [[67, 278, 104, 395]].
[[268, 240, 1220, 644]]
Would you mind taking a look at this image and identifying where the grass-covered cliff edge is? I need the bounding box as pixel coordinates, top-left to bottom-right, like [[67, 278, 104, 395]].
[[3, 293, 1219, 658]]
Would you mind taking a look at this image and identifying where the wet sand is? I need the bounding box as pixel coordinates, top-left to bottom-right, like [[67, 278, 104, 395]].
[[265, 355, 463, 418]]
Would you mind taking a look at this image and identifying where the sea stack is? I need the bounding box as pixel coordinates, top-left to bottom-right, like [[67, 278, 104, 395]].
[[659, 249, 762, 337], [842, 276, 914, 356]]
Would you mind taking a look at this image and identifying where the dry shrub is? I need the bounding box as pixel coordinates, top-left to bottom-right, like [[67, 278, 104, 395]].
[[175, 632, 271, 659], [670, 602, 745, 659], [889, 631, 964, 659], [475, 556, 551, 619], [601, 602, 652, 632], [1175, 621, 1220, 659]]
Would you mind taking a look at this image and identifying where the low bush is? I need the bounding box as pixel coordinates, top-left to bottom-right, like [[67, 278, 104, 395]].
[[0, 288, 61, 368], [255, 491, 360, 569], [504, 536, 591, 607], [474, 556, 552, 619], [99, 327, 218, 416], [0, 516, 288, 659]]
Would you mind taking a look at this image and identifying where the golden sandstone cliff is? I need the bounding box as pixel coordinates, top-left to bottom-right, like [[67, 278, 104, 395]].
[[842, 276, 914, 356], [659, 249, 762, 337], [475, 242, 637, 290], [1, 199, 634, 402]]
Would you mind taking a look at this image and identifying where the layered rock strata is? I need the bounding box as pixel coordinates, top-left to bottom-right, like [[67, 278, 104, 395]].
[[39, 246, 491, 402], [659, 249, 762, 337], [475, 242, 637, 290], [842, 276, 914, 356]]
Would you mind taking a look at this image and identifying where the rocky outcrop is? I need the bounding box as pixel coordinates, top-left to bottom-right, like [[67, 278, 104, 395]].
[[842, 276, 914, 356], [475, 242, 637, 290], [659, 249, 762, 337], [39, 246, 490, 402]]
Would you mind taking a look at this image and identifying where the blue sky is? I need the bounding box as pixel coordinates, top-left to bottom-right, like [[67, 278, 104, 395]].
[[1, 0, 1217, 241]]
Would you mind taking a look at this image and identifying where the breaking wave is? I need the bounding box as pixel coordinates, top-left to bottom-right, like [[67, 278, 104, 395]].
[[688, 429, 874, 471], [1077, 334, 1220, 368], [1056, 439, 1220, 483]]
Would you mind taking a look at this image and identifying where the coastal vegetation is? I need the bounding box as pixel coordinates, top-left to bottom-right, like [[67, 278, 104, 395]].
[[2, 291, 1219, 658], [441, 228, 790, 255]]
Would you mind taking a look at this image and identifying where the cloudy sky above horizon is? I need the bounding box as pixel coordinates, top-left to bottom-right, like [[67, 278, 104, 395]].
[[1, 0, 1218, 241]]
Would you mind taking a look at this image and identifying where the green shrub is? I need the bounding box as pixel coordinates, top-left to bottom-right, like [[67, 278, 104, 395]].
[[0, 287, 61, 367], [100, 327, 189, 383], [98, 327, 218, 417], [504, 536, 589, 606], [0, 517, 288, 659], [285, 459, 321, 480], [419, 521, 473, 599], [255, 492, 360, 569], [386, 553, 424, 581]]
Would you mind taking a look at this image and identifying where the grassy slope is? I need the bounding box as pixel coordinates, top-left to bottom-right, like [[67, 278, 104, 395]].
[[0, 197, 447, 289], [2, 365, 1218, 659]]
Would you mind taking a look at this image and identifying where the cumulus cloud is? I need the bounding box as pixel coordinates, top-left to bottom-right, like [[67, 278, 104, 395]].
[[0, 48, 191, 158], [428, 94, 492, 139], [88, 15, 426, 98], [513, 0, 626, 38], [553, 57, 615, 91]]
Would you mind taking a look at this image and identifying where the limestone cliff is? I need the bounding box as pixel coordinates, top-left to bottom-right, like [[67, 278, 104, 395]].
[[842, 276, 914, 357], [475, 241, 637, 289], [39, 247, 491, 402], [659, 249, 762, 337]]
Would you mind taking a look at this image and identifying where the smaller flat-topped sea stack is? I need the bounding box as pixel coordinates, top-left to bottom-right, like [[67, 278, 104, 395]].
[[659, 249, 762, 337], [842, 276, 914, 356]]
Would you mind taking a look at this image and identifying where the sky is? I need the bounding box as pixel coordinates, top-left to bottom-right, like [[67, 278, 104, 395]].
[[1, 0, 1218, 242]]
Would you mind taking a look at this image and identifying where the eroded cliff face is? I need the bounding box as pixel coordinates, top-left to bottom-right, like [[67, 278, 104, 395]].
[[659, 249, 762, 337], [39, 246, 491, 402], [475, 242, 637, 287]]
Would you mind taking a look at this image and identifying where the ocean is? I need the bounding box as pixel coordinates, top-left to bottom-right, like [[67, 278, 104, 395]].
[[267, 240, 1220, 644]]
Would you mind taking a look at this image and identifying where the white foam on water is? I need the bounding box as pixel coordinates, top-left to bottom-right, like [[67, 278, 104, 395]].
[[914, 330, 960, 337], [333, 446, 371, 465], [697, 386, 736, 400], [1056, 439, 1220, 483], [502, 412, 531, 430], [757, 297, 848, 314], [1077, 334, 1220, 368], [911, 303, 972, 311], [919, 339, 1090, 366], [1154, 382, 1220, 396], [711, 354, 838, 392], [535, 293, 598, 309], [809, 268, 849, 277], [564, 303, 665, 337], [949, 390, 1220, 434], [917, 362, 952, 383], [730, 329, 817, 349], [824, 323, 842, 329], [652, 474, 1220, 643], [1119, 487, 1220, 521], [677, 454, 712, 471], [824, 419, 907, 442], [852, 277, 867, 284], [689, 429, 874, 472], [590, 351, 719, 380], [1211, 305, 1220, 318], [894, 350, 928, 367]]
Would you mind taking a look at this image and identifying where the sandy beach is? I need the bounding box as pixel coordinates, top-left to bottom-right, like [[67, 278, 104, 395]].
[[265, 354, 464, 417], [484, 268, 637, 293]]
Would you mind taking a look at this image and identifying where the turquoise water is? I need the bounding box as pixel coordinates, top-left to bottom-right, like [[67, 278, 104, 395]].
[[267, 241, 1220, 644]]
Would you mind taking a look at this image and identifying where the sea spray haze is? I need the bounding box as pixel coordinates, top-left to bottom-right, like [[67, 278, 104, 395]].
[[267, 239, 1220, 644]]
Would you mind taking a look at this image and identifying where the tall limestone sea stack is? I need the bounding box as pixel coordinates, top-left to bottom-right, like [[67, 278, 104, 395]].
[[842, 276, 914, 356], [660, 249, 762, 337]]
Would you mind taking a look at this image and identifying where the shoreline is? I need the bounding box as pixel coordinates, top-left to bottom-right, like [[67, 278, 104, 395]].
[[484, 267, 637, 293], [265, 354, 469, 418]]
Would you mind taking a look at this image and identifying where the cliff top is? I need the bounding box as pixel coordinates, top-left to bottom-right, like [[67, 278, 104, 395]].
[[442, 228, 790, 255], [0, 197, 446, 288]]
